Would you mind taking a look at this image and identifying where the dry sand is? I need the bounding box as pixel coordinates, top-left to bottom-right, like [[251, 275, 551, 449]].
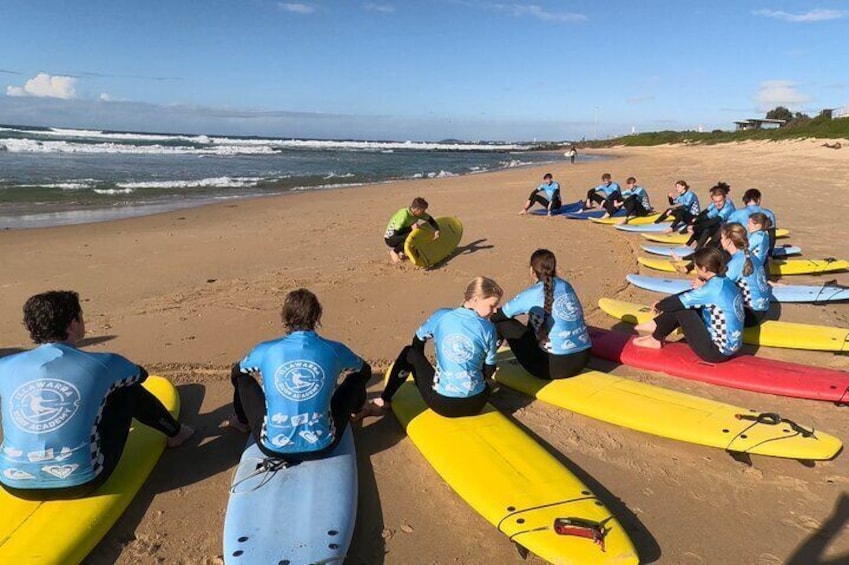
[[1, 139, 848, 564]]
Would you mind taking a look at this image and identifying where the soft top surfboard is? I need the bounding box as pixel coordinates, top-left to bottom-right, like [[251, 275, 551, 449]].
[[637, 255, 849, 276], [626, 273, 849, 303], [641, 243, 801, 259], [404, 216, 463, 268], [530, 200, 583, 216], [598, 297, 849, 352], [495, 349, 841, 460], [589, 213, 662, 225], [589, 327, 849, 403], [641, 229, 790, 244], [0, 376, 179, 565], [223, 427, 357, 565], [614, 222, 676, 233], [387, 366, 638, 564], [564, 208, 626, 220]]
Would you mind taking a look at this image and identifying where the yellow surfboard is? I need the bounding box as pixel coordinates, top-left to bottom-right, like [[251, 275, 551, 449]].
[[387, 367, 638, 564], [495, 349, 841, 460], [404, 216, 463, 268], [599, 297, 849, 352], [0, 376, 180, 565], [637, 255, 849, 276], [589, 213, 661, 225], [641, 228, 790, 245]]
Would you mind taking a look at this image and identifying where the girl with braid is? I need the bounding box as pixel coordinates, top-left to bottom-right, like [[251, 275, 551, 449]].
[[720, 223, 772, 327], [746, 212, 773, 267], [490, 249, 591, 380]]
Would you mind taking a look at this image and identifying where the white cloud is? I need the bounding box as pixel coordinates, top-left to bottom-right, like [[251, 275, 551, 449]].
[[100, 93, 114, 102], [6, 72, 77, 99], [509, 4, 586, 23], [363, 2, 395, 13], [754, 80, 811, 109], [752, 9, 847, 23], [279, 3, 315, 14]]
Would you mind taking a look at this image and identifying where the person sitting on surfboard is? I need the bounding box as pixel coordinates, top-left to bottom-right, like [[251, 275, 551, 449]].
[[654, 180, 700, 232], [368, 277, 502, 418], [490, 249, 591, 379], [0, 290, 194, 500], [518, 173, 562, 216], [728, 189, 777, 254], [747, 212, 773, 267], [582, 173, 621, 211], [600, 176, 653, 223], [384, 197, 440, 264], [633, 247, 745, 362], [683, 182, 736, 250], [228, 289, 372, 461], [720, 223, 772, 327]]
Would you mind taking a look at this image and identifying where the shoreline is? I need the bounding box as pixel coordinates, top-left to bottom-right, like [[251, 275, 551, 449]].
[[1, 139, 848, 564]]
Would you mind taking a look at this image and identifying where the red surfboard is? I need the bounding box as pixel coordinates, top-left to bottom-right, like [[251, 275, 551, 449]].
[[589, 327, 849, 404]]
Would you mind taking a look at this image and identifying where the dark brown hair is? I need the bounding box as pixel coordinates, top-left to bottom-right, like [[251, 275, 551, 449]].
[[675, 180, 689, 190], [281, 288, 322, 332], [742, 188, 762, 204], [530, 249, 557, 346], [601, 173, 612, 181], [23, 290, 82, 343], [410, 197, 429, 211], [693, 247, 727, 276], [709, 181, 731, 196], [748, 212, 772, 230]]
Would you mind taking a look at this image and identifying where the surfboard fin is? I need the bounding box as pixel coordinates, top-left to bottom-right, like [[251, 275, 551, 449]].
[[726, 450, 753, 466], [513, 541, 530, 560]]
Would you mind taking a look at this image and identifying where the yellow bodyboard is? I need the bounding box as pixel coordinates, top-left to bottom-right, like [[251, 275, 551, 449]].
[[598, 297, 849, 352], [0, 376, 180, 565], [388, 367, 638, 564], [637, 255, 849, 276], [641, 228, 790, 245], [495, 350, 841, 459], [404, 216, 463, 268], [589, 213, 661, 225]]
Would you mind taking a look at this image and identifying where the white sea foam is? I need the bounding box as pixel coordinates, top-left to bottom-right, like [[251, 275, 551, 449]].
[[323, 172, 355, 179], [0, 138, 277, 156], [93, 188, 135, 195], [42, 182, 96, 190], [116, 176, 264, 190]]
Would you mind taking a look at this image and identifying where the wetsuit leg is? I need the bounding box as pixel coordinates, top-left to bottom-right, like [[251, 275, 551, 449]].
[[405, 347, 489, 417], [530, 194, 551, 208], [231, 366, 276, 456], [495, 319, 550, 379], [547, 348, 592, 379], [585, 190, 606, 207], [744, 308, 768, 328], [653, 310, 727, 362], [385, 227, 412, 253]]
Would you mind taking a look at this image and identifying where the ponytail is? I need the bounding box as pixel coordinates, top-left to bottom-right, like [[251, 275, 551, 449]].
[[530, 249, 557, 346]]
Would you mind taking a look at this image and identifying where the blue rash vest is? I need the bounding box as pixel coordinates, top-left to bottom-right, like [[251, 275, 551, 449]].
[[501, 278, 591, 355], [536, 181, 560, 201], [415, 307, 498, 398], [705, 199, 736, 222], [593, 181, 621, 197], [726, 251, 772, 312], [239, 331, 363, 455], [679, 275, 745, 355], [727, 205, 776, 228], [623, 185, 651, 211], [674, 190, 700, 215], [0, 344, 142, 489], [748, 230, 770, 266]]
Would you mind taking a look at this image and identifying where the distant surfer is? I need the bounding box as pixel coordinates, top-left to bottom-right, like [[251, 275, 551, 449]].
[[518, 173, 562, 216], [490, 249, 591, 379], [366, 277, 502, 418], [654, 180, 700, 233], [632, 247, 744, 362], [0, 290, 193, 500], [566, 145, 577, 164], [228, 289, 373, 460], [582, 173, 621, 211], [384, 197, 440, 264]]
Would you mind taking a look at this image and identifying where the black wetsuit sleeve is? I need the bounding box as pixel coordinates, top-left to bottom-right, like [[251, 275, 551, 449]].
[[135, 365, 150, 383], [425, 216, 439, 230], [410, 335, 426, 352], [667, 195, 675, 206], [489, 309, 510, 324], [482, 363, 497, 380], [349, 361, 372, 386], [656, 295, 685, 313]]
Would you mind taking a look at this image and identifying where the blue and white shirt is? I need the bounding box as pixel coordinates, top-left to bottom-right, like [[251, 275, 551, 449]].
[[727, 205, 776, 228], [679, 276, 745, 355], [0, 344, 142, 489], [623, 185, 651, 211], [674, 190, 700, 215], [594, 182, 621, 197], [537, 181, 560, 201], [748, 230, 770, 267], [239, 331, 363, 455], [726, 251, 772, 312], [501, 278, 591, 355], [416, 307, 498, 398], [705, 199, 736, 222]]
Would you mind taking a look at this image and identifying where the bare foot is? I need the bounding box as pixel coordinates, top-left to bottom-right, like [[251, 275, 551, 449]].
[[518, 209, 528, 215], [167, 424, 196, 447], [635, 320, 657, 333], [389, 250, 402, 264], [351, 399, 388, 422], [600, 212, 610, 219], [224, 414, 249, 433], [662, 227, 673, 234], [673, 262, 690, 275], [633, 335, 663, 349]]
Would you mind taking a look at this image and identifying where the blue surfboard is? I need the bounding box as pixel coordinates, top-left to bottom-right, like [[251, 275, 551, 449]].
[[564, 208, 627, 220], [530, 200, 583, 216], [641, 243, 802, 259], [223, 427, 357, 565], [626, 273, 849, 303], [614, 222, 676, 233]]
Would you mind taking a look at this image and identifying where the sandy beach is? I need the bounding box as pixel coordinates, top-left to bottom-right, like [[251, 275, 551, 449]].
[[2, 139, 848, 564]]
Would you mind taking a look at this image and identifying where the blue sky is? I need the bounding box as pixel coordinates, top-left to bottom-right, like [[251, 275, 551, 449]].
[[1, 1, 847, 141]]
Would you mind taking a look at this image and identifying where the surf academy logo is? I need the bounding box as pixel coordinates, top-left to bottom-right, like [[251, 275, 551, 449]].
[[553, 294, 581, 321], [10, 379, 81, 434], [733, 293, 745, 321], [274, 360, 325, 401], [442, 334, 475, 363]]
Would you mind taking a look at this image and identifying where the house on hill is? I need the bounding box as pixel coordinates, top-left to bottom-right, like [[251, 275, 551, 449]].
[[733, 118, 787, 131]]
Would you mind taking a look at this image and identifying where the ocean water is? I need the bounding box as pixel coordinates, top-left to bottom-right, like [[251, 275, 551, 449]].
[[0, 124, 594, 229]]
